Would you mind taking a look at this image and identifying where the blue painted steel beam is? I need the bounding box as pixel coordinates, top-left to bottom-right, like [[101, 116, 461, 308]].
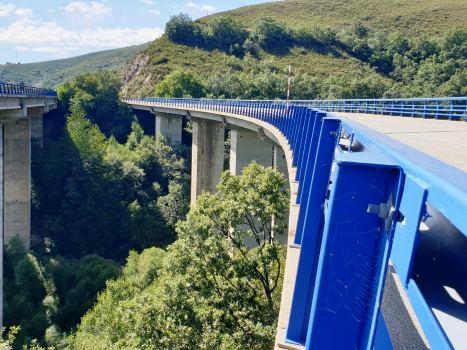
[[306, 152, 403, 350], [286, 118, 340, 345]]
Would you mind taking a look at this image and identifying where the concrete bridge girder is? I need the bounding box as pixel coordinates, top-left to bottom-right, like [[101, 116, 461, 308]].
[[0, 96, 57, 122]]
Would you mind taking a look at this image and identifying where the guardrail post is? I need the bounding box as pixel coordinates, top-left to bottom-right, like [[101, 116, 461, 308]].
[[291, 108, 307, 167], [435, 100, 440, 120], [448, 100, 456, 121], [293, 109, 313, 172]]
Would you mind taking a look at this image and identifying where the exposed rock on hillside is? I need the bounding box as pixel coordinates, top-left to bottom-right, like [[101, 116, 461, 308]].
[[121, 53, 149, 95]]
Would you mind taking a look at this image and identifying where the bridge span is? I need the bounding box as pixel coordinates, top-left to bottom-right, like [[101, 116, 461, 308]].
[[123, 97, 467, 350]]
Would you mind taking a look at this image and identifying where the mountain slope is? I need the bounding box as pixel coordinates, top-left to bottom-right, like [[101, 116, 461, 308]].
[[0, 42, 151, 89], [121, 36, 367, 96], [117, 0, 467, 100], [200, 0, 467, 36]]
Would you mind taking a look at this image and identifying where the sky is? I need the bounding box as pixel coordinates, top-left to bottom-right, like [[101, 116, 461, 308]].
[[0, 0, 279, 64]]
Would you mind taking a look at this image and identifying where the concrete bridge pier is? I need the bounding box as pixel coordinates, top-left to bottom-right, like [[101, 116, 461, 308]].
[[229, 128, 273, 175], [31, 115, 43, 149], [0, 92, 58, 330], [4, 119, 31, 250], [274, 145, 289, 190], [191, 118, 225, 205], [152, 112, 182, 145]]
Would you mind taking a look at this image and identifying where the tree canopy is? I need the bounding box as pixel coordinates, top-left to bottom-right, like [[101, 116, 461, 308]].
[[154, 70, 208, 98], [67, 162, 290, 350]]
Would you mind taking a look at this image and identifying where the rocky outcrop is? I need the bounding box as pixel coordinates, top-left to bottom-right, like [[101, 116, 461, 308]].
[[120, 53, 149, 95]]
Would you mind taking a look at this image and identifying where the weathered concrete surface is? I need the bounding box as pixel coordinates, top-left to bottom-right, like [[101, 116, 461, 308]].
[[230, 128, 273, 175], [0, 96, 57, 122], [191, 119, 225, 205], [336, 113, 467, 173], [274, 145, 289, 188], [31, 115, 43, 149], [4, 119, 31, 249], [154, 112, 182, 145]]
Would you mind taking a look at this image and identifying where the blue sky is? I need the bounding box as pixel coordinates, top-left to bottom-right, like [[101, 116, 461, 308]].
[[0, 0, 279, 64]]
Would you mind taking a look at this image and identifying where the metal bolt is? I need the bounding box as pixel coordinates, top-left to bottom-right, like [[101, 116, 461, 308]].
[[368, 193, 396, 232]]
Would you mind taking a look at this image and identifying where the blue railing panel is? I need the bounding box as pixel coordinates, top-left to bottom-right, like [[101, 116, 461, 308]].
[[0, 82, 57, 97]]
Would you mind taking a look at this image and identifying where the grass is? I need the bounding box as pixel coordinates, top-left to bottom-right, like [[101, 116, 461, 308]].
[[0, 42, 151, 89], [199, 0, 467, 36], [122, 36, 368, 96]]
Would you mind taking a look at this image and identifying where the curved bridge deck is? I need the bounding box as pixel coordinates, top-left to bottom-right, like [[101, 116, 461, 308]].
[[123, 97, 467, 350], [337, 112, 467, 173]]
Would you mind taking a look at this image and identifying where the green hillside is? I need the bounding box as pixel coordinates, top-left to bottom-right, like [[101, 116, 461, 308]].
[[0, 42, 150, 89], [121, 0, 467, 100], [201, 0, 467, 36]]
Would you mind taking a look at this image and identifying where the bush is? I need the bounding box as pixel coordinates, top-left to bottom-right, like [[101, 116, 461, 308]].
[[154, 71, 208, 98], [252, 16, 291, 47], [165, 13, 201, 45], [203, 16, 248, 49]]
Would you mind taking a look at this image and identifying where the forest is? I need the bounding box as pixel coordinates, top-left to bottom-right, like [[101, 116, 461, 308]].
[[4, 69, 289, 349]]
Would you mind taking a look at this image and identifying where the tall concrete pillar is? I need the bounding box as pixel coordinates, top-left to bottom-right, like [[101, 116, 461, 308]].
[[230, 128, 273, 175], [4, 119, 31, 249], [274, 145, 289, 190], [31, 115, 43, 148], [153, 112, 182, 145], [191, 119, 225, 206]]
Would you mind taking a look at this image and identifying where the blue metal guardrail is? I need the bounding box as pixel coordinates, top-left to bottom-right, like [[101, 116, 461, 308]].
[[123, 97, 467, 350], [0, 82, 57, 97], [123, 96, 467, 121]]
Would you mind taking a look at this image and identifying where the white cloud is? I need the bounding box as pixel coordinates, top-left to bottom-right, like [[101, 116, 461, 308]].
[[79, 27, 163, 47], [149, 10, 160, 15], [47, 9, 56, 13], [0, 17, 163, 48], [14, 46, 29, 51], [0, 3, 15, 17], [186, 3, 200, 9], [0, 19, 80, 44], [186, 3, 215, 12], [138, 0, 155, 4], [62, 1, 112, 18], [15, 8, 33, 17], [201, 5, 215, 12], [32, 47, 80, 53]]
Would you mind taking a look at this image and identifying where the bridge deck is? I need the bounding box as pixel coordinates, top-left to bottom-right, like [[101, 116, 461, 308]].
[[336, 113, 467, 173]]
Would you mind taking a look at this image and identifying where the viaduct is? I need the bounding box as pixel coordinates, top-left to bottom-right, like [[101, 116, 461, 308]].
[[1, 83, 466, 350]]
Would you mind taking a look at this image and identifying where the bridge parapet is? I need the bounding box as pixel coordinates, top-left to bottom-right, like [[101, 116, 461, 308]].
[[0, 82, 57, 97], [122, 97, 467, 350], [0, 83, 58, 122]]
